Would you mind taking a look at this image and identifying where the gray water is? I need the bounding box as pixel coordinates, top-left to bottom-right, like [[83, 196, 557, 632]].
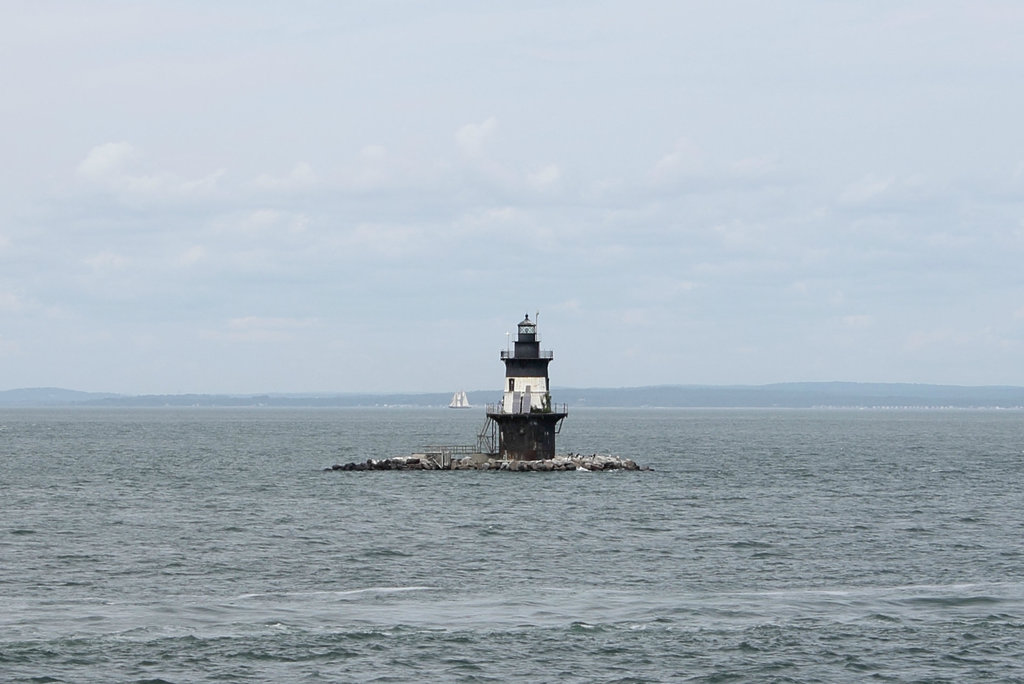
[[2, 408, 1023, 682]]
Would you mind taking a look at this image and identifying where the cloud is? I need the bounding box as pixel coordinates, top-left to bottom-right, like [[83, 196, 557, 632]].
[[712, 219, 769, 250], [214, 209, 309, 241], [902, 324, 1020, 360], [527, 163, 561, 190], [730, 156, 777, 177], [178, 169, 227, 194], [175, 245, 207, 267], [6, 4, 1024, 391], [343, 145, 405, 190], [202, 316, 318, 342], [478, 206, 518, 224], [650, 137, 704, 181], [76, 141, 139, 180], [253, 162, 318, 191], [345, 223, 425, 259], [838, 174, 896, 205], [840, 314, 874, 329], [83, 251, 128, 271], [645, 139, 783, 194], [902, 327, 964, 353], [0, 291, 25, 312], [244, 208, 283, 230], [0, 333, 19, 356], [76, 142, 225, 198], [455, 117, 498, 157], [553, 299, 583, 314], [836, 173, 932, 209]]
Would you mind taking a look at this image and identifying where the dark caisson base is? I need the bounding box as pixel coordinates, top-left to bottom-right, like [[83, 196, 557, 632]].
[[486, 411, 567, 461]]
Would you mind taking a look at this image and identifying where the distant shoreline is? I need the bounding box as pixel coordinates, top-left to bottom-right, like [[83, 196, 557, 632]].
[[3, 383, 1024, 409]]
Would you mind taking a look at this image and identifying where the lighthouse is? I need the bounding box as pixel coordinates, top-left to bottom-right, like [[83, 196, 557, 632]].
[[484, 314, 568, 460]]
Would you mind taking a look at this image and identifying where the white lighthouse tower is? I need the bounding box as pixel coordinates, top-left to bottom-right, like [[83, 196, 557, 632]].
[[484, 314, 568, 460]]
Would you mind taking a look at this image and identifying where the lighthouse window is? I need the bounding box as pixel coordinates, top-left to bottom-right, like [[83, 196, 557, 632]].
[[508, 378, 515, 392]]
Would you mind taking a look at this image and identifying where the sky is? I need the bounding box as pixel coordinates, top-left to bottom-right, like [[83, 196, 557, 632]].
[[2, 1, 1024, 394]]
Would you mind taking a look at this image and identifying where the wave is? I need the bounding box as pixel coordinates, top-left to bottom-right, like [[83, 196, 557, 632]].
[[232, 586, 433, 601]]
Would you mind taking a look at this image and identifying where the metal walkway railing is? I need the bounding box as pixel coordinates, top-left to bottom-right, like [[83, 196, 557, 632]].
[[421, 444, 478, 468]]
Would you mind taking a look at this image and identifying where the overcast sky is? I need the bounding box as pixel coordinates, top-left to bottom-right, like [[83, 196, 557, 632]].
[[2, 2, 1023, 394]]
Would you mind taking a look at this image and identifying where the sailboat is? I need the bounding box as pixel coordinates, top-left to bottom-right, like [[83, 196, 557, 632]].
[[448, 390, 471, 409]]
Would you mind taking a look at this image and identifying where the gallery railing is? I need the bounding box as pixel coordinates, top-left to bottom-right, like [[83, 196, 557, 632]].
[[500, 350, 554, 360], [484, 402, 568, 415]]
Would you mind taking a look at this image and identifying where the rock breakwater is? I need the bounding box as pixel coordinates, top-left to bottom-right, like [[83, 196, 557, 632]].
[[326, 453, 648, 472]]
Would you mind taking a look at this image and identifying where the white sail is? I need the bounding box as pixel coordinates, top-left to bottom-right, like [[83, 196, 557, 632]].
[[449, 390, 471, 408]]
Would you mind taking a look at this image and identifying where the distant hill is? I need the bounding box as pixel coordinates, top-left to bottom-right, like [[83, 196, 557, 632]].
[[85, 392, 464, 408], [0, 389, 477, 408], [0, 387, 122, 406], [3, 383, 1024, 408], [559, 383, 1024, 408]]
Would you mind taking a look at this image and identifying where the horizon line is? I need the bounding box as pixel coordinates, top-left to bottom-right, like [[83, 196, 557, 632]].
[[6, 380, 1024, 397]]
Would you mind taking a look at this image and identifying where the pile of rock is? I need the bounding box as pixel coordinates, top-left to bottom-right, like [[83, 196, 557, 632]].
[[327, 457, 441, 471], [455, 453, 645, 471], [325, 453, 648, 472]]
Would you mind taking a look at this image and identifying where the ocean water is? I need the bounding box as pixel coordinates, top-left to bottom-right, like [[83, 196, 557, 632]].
[[2, 407, 1023, 682]]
